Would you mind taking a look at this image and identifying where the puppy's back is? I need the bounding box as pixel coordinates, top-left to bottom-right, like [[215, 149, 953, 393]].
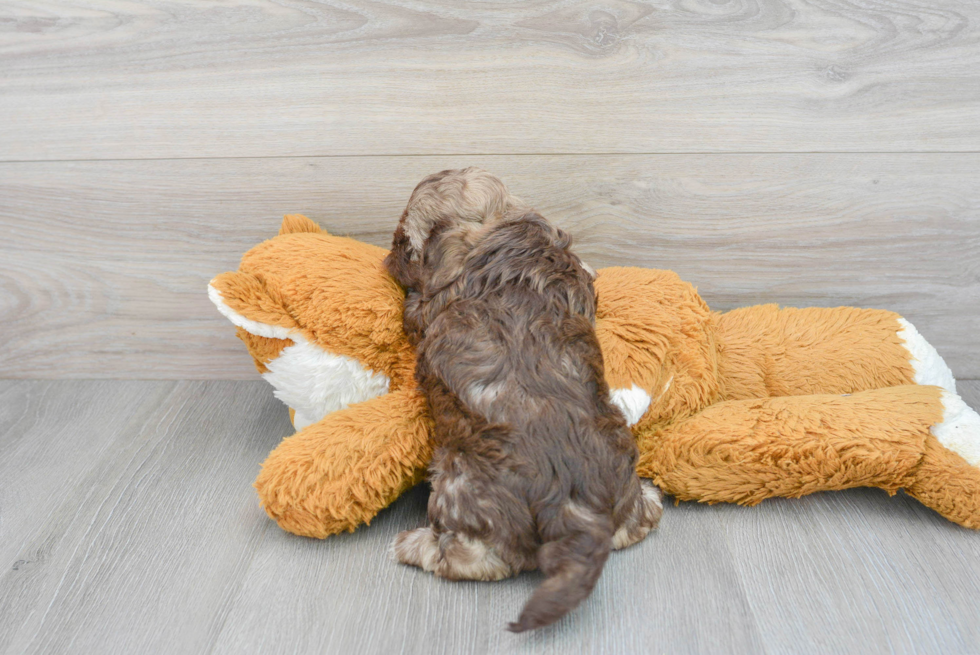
[[417, 214, 640, 631]]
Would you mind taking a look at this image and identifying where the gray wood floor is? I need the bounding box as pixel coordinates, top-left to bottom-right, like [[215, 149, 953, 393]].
[[1, 379, 979, 655]]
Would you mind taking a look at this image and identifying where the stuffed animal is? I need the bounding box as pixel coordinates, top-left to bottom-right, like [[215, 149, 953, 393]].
[[209, 215, 980, 538]]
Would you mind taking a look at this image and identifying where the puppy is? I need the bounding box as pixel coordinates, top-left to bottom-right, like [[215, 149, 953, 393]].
[[384, 168, 662, 632]]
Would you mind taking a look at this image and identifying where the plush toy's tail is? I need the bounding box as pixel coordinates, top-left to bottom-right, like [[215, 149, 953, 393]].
[[507, 524, 612, 633]]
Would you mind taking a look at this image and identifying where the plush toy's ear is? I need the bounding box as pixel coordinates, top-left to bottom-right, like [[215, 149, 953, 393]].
[[208, 271, 298, 338], [280, 214, 326, 236], [210, 271, 299, 376]]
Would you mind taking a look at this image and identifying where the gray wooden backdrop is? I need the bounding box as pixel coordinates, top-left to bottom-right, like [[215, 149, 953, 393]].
[[1, 0, 978, 380]]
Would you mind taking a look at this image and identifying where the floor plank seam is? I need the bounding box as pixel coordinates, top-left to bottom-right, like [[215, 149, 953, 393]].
[[204, 522, 272, 655], [2, 151, 980, 165]]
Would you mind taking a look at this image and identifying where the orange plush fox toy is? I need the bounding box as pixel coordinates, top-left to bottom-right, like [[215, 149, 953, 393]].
[[209, 215, 980, 538]]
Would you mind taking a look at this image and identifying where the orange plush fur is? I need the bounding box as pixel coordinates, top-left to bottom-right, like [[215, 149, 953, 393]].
[[209, 216, 980, 538]]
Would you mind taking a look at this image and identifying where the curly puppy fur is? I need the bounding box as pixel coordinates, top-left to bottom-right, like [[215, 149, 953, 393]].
[[384, 168, 662, 633]]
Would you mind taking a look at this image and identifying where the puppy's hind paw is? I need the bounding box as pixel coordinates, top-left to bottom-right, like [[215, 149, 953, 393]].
[[612, 479, 664, 550], [391, 526, 439, 570], [640, 478, 664, 522]]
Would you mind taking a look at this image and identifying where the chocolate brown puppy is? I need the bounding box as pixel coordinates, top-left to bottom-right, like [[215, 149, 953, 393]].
[[384, 168, 662, 632]]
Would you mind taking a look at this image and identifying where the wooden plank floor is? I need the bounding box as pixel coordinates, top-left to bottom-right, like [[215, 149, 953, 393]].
[[1, 379, 979, 655]]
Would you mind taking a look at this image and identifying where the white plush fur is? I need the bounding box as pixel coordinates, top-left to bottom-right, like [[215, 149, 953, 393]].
[[264, 336, 390, 429], [893, 318, 980, 465], [933, 390, 980, 468], [897, 318, 957, 394], [609, 384, 653, 427], [208, 283, 390, 429]]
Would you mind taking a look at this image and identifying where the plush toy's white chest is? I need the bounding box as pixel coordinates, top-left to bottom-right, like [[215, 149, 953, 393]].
[[264, 336, 390, 430]]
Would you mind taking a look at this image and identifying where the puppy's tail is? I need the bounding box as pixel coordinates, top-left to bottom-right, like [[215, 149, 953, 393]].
[[507, 522, 612, 633]]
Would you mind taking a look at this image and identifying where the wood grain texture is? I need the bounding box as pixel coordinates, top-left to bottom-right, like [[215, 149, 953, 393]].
[[1, 0, 979, 160], [0, 380, 292, 655], [721, 377, 980, 655], [208, 484, 767, 655], [1, 380, 978, 654], [1, 154, 977, 379]]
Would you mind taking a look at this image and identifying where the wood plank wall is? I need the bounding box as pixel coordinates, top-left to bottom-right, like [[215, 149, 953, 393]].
[[1, 1, 977, 379]]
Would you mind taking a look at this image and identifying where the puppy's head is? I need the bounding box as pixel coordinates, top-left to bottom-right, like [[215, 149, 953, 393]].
[[385, 168, 525, 292]]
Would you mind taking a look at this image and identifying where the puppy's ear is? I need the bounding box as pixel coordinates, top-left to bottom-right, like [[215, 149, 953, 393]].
[[424, 227, 471, 292], [552, 225, 573, 250], [384, 224, 421, 290]]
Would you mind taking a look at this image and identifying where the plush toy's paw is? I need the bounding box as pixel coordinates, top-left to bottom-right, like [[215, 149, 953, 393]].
[[906, 389, 980, 529], [255, 389, 432, 538], [612, 479, 663, 550], [897, 318, 957, 394], [931, 390, 980, 467]]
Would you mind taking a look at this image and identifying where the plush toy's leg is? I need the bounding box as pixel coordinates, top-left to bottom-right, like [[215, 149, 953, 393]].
[[715, 305, 954, 399], [254, 389, 432, 538], [637, 385, 980, 528]]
